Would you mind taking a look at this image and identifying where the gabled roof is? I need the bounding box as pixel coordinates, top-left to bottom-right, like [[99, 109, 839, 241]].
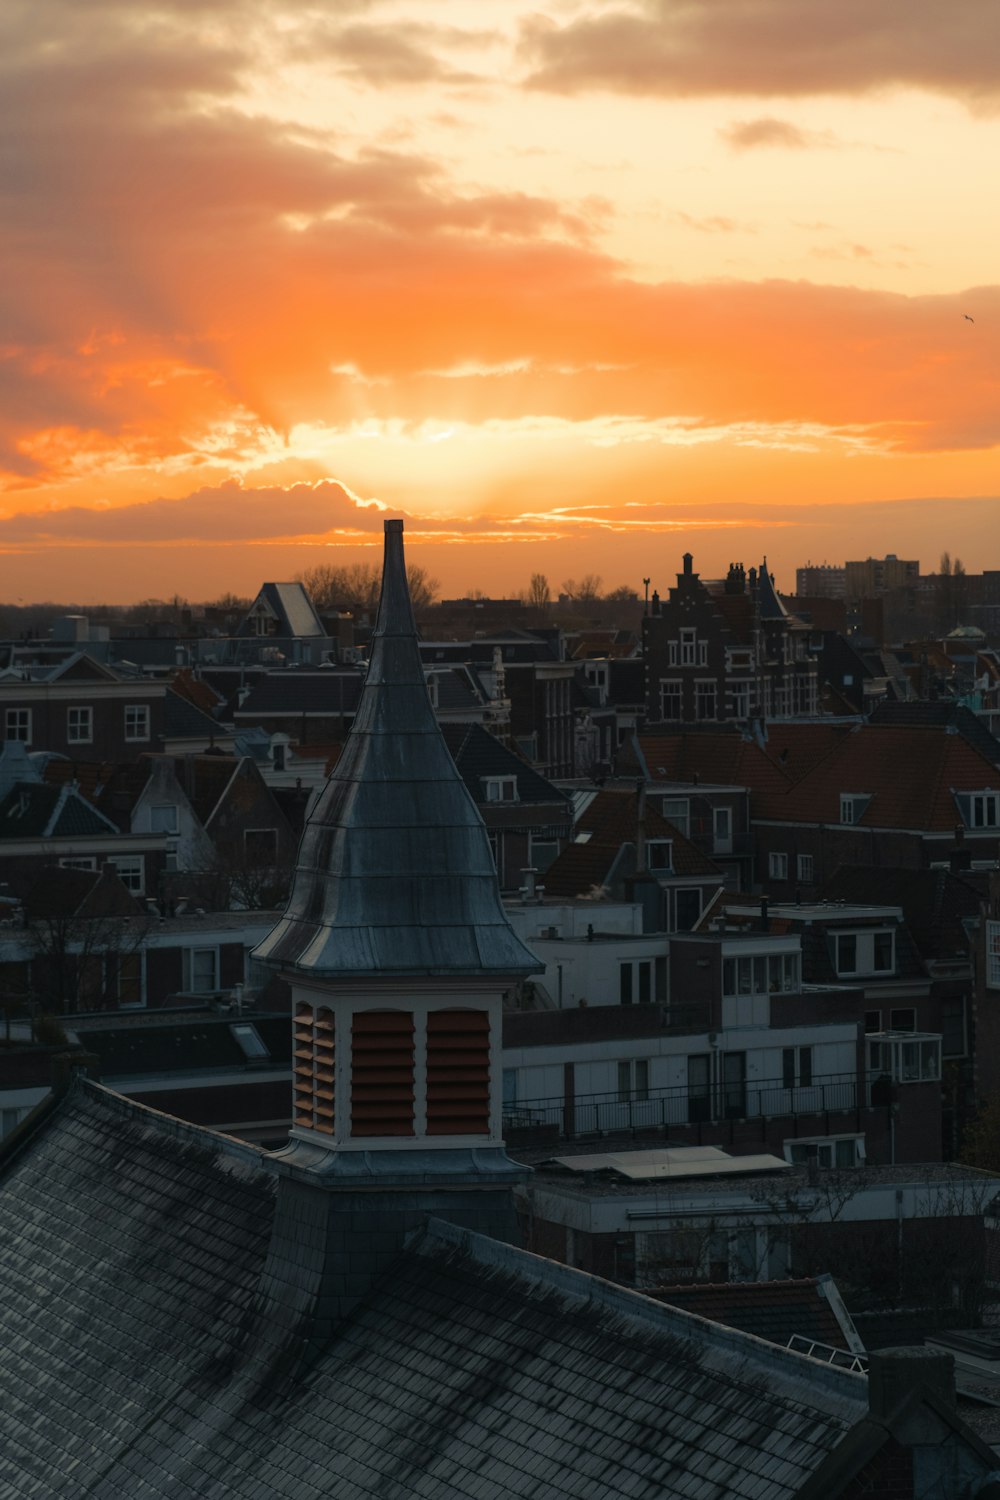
[[440, 722, 570, 807], [0, 781, 119, 840], [543, 786, 721, 897], [767, 724, 1000, 831], [254, 521, 541, 978], [869, 700, 1000, 768], [163, 689, 223, 742], [634, 731, 793, 815], [0, 1077, 872, 1500], [821, 865, 986, 963], [237, 581, 326, 638]]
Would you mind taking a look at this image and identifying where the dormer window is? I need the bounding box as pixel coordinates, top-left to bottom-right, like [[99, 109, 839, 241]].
[[483, 775, 517, 803], [833, 928, 894, 977], [956, 790, 1000, 829], [840, 793, 872, 825]]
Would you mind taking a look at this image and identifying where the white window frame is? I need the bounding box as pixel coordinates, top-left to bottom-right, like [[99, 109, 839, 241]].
[[617, 1058, 650, 1102], [646, 839, 672, 872], [111, 855, 145, 895], [661, 796, 689, 836], [59, 856, 97, 872], [834, 928, 895, 978], [483, 775, 518, 804], [528, 834, 559, 873], [67, 706, 93, 744], [768, 852, 788, 880], [840, 793, 871, 825], [797, 853, 814, 882], [679, 628, 697, 667], [660, 680, 682, 721], [960, 791, 1000, 829], [188, 948, 219, 994], [4, 708, 31, 744], [987, 921, 1000, 990], [784, 1135, 864, 1169], [124, 704, 150, 742], [694, 679, 717, 720]]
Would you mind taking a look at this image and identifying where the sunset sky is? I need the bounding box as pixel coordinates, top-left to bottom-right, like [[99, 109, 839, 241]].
[[2, 0, 999, 603]]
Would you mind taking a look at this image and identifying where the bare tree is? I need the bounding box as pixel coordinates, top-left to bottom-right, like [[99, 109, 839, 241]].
[[526, 573, 551, 610], [298, 562, 438, 614], [561, 574, 603, 605], [22, 870, 151, 1015]]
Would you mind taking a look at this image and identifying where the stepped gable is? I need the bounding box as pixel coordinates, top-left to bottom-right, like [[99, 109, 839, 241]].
[[255, 519, 540, 978]]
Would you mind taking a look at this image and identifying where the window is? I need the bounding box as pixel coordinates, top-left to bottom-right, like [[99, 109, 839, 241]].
[[768, 852, 788, 880], [786, 1137, 862, 1169], [889, 1008, 916, 1033], [4, 708, 30, 744], [231, 1022, 269, 1060], [941, 998, 966, 1058], [868, 1035, 941, 1085], [111, 855, 145, 894], [695, 680, 717, 720], [272, 742, 286, 771], [188, 948, 218, 993], [617, 1058, 649, 1102], [647, 839, 672, 871], [680, 628, 696, 666], [674, 888, 702, 931], [722, 952, 799, 996], [619, 961, 653, 1005], [660, 680, 682, 721], [529, 836, 559, 873], [67, 706, 93, 743], [957, 791, 1000, 829], [687, 1054, 710, 1123], [661, 796, 689, 835], [833, 929, 895, 977], [124, 704, 150, 741], [783, 1047, 812, 1089], [114, 953, 142, 1008], [484, 776, 518, 803], [840, 793, 871, 825], [150, 804, 179, 834], [59, 856, 97, 872], [244, 828, 278, 861], [797, 853, 814, 883], [722, 1052, 746, 1119], [989, 921, 1000, 989], [713, 806, 732, 852], [864, 1010, 881, 1034]]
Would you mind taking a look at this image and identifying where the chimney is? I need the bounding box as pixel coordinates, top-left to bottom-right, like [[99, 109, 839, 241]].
[[635, 778, 647, 873]]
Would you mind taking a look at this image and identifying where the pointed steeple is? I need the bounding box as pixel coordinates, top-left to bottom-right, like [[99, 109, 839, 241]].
[[754, 555, 789, 621], [255, 519, 540, 978]]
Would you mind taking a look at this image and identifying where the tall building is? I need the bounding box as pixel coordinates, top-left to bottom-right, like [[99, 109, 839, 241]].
[[844, 553, 919, 600], [796, 562, 846, 599]]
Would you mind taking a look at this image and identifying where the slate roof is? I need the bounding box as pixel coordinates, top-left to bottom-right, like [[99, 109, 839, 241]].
[[649, 1277, 851, 1352], [0, 1077, 871, 1500], [164, 688, 225, 742], [0, 781, 119, 840], [75, 1014, 292, 1077], [543, 787, 722, 897], [237, 581, 326, 638], [254, 521, 542, 977], [440, 721, 571, 808]]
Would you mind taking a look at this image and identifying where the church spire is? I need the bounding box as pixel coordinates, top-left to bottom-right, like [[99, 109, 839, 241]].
[[254, 519, 540, 979]]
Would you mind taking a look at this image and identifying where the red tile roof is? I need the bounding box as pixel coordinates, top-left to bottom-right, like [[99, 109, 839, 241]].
[[543, 787, 720, 897]]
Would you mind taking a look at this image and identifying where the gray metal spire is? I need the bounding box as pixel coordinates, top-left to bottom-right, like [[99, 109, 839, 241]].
[[254, 519, 541, 978]]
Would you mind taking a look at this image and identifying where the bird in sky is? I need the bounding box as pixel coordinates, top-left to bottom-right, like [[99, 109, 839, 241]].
[[964, 314, 975, 322]]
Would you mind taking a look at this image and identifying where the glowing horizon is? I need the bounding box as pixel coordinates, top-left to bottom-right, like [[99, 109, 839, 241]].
[[2, 0, 999, 604]]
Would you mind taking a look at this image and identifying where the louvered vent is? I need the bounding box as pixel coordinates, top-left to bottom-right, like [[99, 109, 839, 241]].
[[351, 1010, 415, 1136], [426, 1009, 490, 1136], [293, 1003, 335, 1134]]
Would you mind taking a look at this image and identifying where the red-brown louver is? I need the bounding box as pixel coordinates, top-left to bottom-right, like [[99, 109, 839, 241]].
[[351, 1011, 415, 1136], [426, 1009, 490, 1136], [293, 1003, 335, 1135]]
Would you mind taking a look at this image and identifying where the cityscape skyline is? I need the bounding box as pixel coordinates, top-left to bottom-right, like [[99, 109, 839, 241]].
[[2, 1, 998, 602]]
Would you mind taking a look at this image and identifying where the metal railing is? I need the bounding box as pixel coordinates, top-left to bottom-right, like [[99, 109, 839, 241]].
[[503, 1070, 861, 1140]]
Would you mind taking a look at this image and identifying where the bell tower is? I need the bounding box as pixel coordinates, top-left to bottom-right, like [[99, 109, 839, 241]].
[[253, 520, 541, 1347]]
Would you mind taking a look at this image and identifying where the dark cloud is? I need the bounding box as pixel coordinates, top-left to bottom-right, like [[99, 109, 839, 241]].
[[520, 1, 1000, 104]]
